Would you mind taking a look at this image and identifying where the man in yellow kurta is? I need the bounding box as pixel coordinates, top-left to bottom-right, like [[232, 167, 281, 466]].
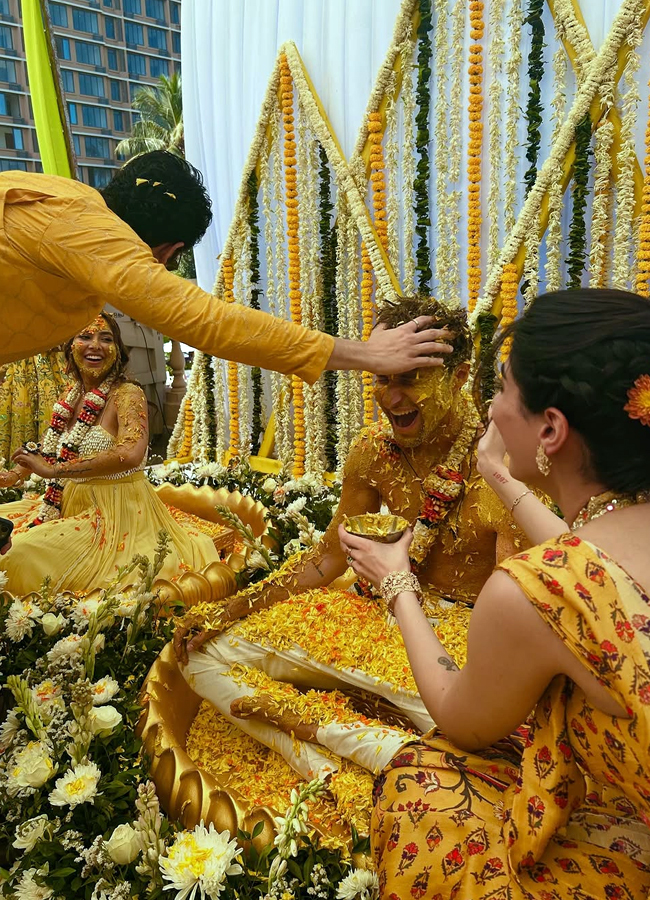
[[0, 151, 447, 381]]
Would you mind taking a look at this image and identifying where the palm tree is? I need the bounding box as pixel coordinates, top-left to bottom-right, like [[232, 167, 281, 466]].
[[115, 71, 184, 159]]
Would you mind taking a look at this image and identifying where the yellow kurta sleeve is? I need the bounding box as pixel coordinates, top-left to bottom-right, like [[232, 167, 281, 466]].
[[14, 194, 334, 384]]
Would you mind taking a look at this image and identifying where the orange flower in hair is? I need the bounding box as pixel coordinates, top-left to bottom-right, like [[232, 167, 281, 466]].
[[624, 374, 650, 426]]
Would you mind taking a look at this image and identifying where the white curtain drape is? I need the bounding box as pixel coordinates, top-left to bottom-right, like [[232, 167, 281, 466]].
[[182, 0, 650, 304]]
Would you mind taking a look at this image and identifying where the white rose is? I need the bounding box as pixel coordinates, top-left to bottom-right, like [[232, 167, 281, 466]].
[[88, 705, 122, 736], [13, 815, 49, 851], [106, 823, 140, 865], [41, 613, 66, 637], [262, 477, 277, 492], [11, 741, 55, 789]]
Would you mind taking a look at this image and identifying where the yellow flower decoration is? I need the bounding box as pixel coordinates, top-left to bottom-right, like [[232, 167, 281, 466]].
[[624, 374, 650, 427]]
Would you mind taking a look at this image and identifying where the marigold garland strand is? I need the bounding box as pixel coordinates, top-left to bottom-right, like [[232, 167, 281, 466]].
[[222, 257, 240, 456], [467, 0, 485, 312], [280, 55, 305, 477]]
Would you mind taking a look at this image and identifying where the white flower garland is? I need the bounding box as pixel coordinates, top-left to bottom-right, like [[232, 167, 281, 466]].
[[384, 70, 401, 280], [433, 0, 450, 306], [544, 38, 568, 294], [523, 209, 540, 306], [486, 0, 506, 275], [612, 19, 643, 289], [470, 0, 646, 328], [503, 0, 523, 236], [400, 34, 418, 296]]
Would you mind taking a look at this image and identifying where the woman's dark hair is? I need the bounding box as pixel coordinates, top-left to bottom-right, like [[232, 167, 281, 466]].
[[495, 288, 650, 493], [376, 296, 473, 369], [64, 311, 130, 384], [100, 150, 212, 249]]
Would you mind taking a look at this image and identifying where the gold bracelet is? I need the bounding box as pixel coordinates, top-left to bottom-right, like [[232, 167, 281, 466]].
[[509, 489, 533, 512], [379, 571, 422, 614]]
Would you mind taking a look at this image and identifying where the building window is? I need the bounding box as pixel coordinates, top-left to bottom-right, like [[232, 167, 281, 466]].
[[75, 41, 102, 66], [85, 166, 114, 188], [0, 94, 7, 115], [113, 109, 124, 131], [79, 72, 106, 97], [48, 2, 68, 27], [149, 57, 168, 78], [0, 125, 23, 150], [67, 102, 78, 124], [147, 26, 166, 50], [0, 58, 16, 82], [0, 0, 10, 16], [170, 2, 179, 25], [105, 16, 115, 39], [124, 0, 141, 15], [61, 69, 75, 92], [107, 48, 118, 70], [110, 79, 121, 101], [55, 36, 71, 59], [125, 21, 143, 44], [127, 53, 146, 77], [171, 31, 180, 54], [72, 9, 99, 34], [103, 0, 114, 6], [85, 135, 110, 158], [81, 105, 108, 128], [0, 24, 13, 49], [73, 134, 81, 155], [0, 92, 19, 116], [145, 0, 164, 18], [0, 159, 27, 171]]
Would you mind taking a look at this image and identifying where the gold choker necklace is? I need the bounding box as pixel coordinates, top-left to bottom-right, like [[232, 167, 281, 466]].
[[571, 490, 650, 530]]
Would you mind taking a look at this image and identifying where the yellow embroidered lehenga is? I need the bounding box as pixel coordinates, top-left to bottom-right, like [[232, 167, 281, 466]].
[[0, 424, 220, 595], [372, 533, 650, 900]]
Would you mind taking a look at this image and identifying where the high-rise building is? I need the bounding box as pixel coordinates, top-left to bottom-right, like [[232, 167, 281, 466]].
[[0, 0, 181, 184]]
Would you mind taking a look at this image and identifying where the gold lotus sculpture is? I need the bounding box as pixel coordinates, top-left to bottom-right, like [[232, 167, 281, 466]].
[[343, 512, 409, 543]]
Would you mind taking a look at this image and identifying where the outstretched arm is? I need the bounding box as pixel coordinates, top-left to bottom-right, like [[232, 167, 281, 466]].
[[339, 526, 562, 751], [477, 421, 569, 544], [37, 201, 452, 382]]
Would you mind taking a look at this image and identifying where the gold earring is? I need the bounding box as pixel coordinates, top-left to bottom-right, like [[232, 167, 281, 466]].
[[536, 444, 551, 476]]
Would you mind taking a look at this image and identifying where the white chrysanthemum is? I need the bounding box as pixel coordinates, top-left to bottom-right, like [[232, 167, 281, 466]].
[[336, 869, 380, 900], [5, 597, 43, 642], [0, 709, 20, 749], [49, 761, 101, 808], [195, 462, 227, 480], [13, 867, 53, 900], [46, 633, 84, 664], [9, 741, 55, 793], [247, 550, 271, 572], [0, 569, 8, 591], [33, 680, 64, 714], [91, 675, 119, 705], [13, 815, 50, 851], [159, 821, 242, 900], [285, 497, 307, 516], [71, 596, 103, 624]]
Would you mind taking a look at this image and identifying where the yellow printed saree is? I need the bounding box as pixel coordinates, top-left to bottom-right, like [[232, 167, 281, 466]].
[[372, 533, 650, 899]]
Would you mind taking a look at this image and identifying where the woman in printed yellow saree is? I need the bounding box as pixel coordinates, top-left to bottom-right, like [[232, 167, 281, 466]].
[[0, 312, 219, 595], [340, 289, 650, 900]]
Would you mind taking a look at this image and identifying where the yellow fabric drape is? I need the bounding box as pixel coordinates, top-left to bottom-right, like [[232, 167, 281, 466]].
[[22, 0, 72, 178], [0, 351, 68, 462]]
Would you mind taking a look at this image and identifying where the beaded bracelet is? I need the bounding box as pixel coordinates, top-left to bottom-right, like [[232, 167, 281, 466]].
[[379, 570, 423, 614]]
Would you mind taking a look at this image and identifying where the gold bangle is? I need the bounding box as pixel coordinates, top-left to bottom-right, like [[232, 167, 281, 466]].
[[510, 489, 533, 512], [379, 571, 422, 614]]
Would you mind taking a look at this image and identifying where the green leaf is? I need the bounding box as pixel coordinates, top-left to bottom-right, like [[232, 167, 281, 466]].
[[251, 820, 265, 839]]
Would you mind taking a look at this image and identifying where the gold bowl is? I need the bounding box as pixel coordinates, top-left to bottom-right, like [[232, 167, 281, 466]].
[[343, 513, 409, 543]]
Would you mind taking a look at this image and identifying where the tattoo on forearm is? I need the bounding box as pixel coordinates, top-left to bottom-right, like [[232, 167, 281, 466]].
[[438, 656, 459, 672], [492, 471, 508, 484]]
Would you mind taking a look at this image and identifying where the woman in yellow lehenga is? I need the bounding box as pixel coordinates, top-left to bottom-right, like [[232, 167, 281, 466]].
[[340, 289, 650, 900], [0, 312, 219, 595]]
